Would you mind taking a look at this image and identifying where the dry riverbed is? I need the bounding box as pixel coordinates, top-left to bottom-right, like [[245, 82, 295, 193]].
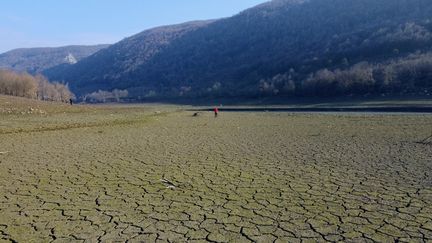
[[0, 101, 432, 242]]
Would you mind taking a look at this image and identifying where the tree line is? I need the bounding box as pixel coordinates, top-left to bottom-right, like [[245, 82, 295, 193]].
[[0, 69, 74, 102], [83, 89, 129, 103], [258, 52, 432, 97]]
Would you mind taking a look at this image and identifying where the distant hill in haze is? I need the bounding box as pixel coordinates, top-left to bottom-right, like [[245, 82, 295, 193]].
[[44, 0, 432, 99], [0, 45, 109, 74]]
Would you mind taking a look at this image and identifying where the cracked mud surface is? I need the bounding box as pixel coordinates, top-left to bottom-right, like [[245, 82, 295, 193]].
[[0, 108, 432, 242]]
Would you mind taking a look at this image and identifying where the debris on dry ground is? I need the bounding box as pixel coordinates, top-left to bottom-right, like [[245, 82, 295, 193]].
[[160, 178, 176, 189], [418, 134, 432, 145]]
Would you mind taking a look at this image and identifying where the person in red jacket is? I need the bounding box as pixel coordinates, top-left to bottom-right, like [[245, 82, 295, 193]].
[[214, 107, 219, 118]]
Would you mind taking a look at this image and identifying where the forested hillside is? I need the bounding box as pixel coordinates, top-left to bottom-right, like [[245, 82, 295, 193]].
[[45, 0, 432, 99], [44, 21, 214, 95]]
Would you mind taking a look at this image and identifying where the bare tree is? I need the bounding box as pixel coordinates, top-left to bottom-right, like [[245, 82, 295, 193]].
[[0, 69, 74, 101]]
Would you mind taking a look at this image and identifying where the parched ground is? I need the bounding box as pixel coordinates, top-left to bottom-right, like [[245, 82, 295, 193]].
[[0, 101, 432, 242]]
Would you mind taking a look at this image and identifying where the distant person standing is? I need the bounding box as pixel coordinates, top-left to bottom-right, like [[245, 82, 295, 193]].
[[214, 107, 219, 118], [69, 98, 73, 106]]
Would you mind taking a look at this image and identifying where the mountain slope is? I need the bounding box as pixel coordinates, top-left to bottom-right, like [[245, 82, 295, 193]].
[[44, 21, 214, 94], [45, 0, 432, 98], [0, 45, 109, 74]]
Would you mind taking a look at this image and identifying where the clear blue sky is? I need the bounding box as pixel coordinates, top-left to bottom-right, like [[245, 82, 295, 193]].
[[0, 0, 268, 53]]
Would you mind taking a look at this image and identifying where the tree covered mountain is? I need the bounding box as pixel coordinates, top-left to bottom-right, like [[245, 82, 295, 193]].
[[0, 45, 109, 74], [45, 0, 432, 99], [44, 21, 214, 95]]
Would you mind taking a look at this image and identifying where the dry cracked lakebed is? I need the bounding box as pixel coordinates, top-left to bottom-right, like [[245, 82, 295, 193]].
[[0, 108, 431, 242]]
